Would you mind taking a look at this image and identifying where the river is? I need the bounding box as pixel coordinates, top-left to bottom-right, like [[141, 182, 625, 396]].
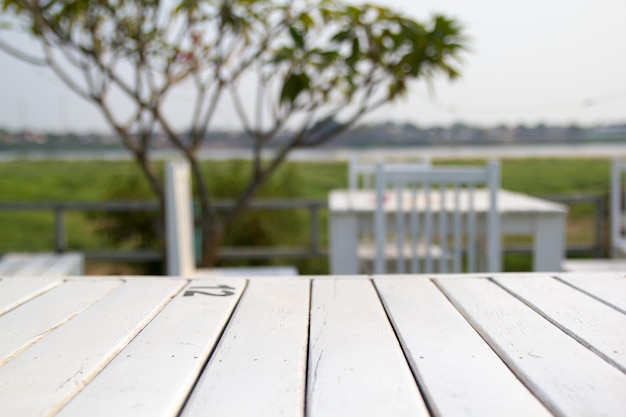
[[3, 142, 626, 162]]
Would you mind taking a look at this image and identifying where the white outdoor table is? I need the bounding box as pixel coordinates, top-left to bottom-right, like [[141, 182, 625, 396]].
[[328, 188, 568, 274], [1, 272, 624, 417]]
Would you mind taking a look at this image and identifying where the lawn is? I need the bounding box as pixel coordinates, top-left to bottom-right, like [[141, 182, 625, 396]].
[[0, 157, 611, 274]]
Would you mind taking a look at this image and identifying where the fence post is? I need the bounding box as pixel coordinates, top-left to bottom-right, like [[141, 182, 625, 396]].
[[54, 207, 66, 252], [309, 203, 319, 255], [596, 195, 606, 257]]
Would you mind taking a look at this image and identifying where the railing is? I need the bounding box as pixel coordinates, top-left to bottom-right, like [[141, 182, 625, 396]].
[[500, 194, 607, 258], [543, 194, 607, 258], [0, 194, 607, 264], [0, 199, 328, 263]]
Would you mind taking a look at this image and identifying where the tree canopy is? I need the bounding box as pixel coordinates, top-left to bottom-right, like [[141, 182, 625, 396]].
[[0, 0, 468, 267]]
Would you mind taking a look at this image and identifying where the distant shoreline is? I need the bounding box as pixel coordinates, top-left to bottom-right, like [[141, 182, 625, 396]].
[[4, 142, 626, 162]]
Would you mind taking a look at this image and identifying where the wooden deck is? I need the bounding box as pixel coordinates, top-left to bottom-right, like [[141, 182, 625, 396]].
[[0, 273, 624, 416]]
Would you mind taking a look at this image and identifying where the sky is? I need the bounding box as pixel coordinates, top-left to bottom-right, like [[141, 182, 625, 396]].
[[0, 0, 625, 133]]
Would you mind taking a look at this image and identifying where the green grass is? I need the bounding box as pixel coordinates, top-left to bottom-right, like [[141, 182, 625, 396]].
[[0, 157, 611, 273]]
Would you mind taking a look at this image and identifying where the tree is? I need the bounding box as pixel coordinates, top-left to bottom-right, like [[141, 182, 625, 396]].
[[0, 0, 467, 267]]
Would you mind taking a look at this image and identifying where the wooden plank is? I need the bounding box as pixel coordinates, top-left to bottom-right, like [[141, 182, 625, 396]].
[[195, 266, 298, 276], [0, 253, 84, 277], [437, 276, 626, 417], [495, 274, 626, 372], [556, 272, 626, 314], [0, 253, 30, 275], [41, 253, 84, 276], [57, 278, 245, 417], [0, 279, 122, 365], [0, 278, 186, 417], [375, 278, 552, 417], [0, 276, 63, 316], [561, 259, 626, 272], [181, 279, 310, 417], [306, 279, 428, 417], [10, 253, 56, 276]]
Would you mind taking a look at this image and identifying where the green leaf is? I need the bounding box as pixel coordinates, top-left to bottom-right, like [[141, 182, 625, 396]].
[[270, 46, 294, 64], [299, 12, 314, 30], [319, 7, 334, 23], [346, 36, 360, 67], [330, 29, 351, 43], [288, 26, 304, 49], [280, 71, 310, 105], [318, 50, 339, 65]]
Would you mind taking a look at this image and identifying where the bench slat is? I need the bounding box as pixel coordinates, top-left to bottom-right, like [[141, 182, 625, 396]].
[[306, 279, 428, 417], [10, 254, 58, 276], [375, 278, 552, 417], [41, 253, 84, 276], [0, 253, 85, 277], [495, 275, 626, 372], [0, 279, 122, 365], [0, 254, 31, 275], [182, 279, 310, 417], [437, 277, 626, 417], [57, 278, 245, 417], [0, 278, 186, 417], [556, 273, 626, 314], [0, 276, 63, 316]]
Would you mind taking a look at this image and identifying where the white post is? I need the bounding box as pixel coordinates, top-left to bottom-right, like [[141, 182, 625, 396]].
[[165, 160, 195, 276], [487, 160, 502, 272], [610, 158, 621, 257], [329, 213, 359, 274]]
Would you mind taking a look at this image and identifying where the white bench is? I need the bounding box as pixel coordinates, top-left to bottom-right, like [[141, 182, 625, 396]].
[[0, 252, 84, 276]]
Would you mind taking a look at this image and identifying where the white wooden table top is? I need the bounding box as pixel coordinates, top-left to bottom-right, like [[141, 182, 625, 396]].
[[0, 273, 624, 417], [328, 188, 567, 214]]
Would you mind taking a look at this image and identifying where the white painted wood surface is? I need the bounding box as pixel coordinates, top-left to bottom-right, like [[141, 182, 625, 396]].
[[0, 279, 122, 365], [494, 274, 626, 372], [0, 278, 186, 416], [57, 278, 246, 417], [165, 160, 196, 276], [0, 252, 84, 277], [0, 273, 624, 417], [0, 276, 63, 316], [307, 279, 429, 417], [182, 279, 310, 417], [329, 188, 567, 274], [374, 278, 552, 417], [437, 276, 626, 417], [372, 161, 500, 274], [195, 265, 299, 276], [41, 253, 84, 275], [561, 259, 626, 272], [347, 156, 431, 190], [0, 254, 30, 275], [556, 272, 626, 313]]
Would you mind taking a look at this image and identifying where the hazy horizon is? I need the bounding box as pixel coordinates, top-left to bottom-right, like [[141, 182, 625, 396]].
[[1, 0, 625, 133]]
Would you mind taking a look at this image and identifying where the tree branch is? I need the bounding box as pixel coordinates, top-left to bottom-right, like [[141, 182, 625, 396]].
[[0, 38, 47, 65]]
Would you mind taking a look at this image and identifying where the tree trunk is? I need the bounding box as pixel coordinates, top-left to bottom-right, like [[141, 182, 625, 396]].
[[199, 222, 224, 267]]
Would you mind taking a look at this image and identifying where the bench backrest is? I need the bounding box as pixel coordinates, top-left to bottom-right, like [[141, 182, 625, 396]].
[[348, 155, 431, 190], [373, 161, 501, 274]]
